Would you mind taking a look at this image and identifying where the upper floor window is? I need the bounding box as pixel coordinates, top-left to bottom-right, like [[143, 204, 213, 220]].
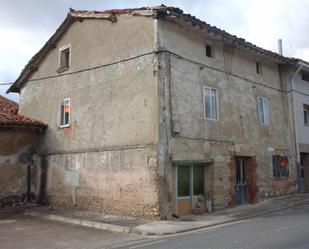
[[302, 72, 309, 82], [257, 97, 270, 125], [205, 44, 213, 58], [256, 62, 263, 75], [58, 45, 71, 73], [203, 86, 218, 120], [304, 104, 309, 125], [273, 155, 289, 179], [60, 98, 70, 127]]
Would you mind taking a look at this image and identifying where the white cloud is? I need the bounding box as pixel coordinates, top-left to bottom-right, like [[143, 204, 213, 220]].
[[0, 0, 308, 102]]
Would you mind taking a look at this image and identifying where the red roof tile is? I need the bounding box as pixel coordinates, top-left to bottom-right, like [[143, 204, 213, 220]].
[[0, 95, 46, 129]]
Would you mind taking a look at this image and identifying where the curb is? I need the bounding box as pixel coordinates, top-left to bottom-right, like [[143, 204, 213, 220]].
[[25, 211, 130, 234], [133, 199, 309, 236]]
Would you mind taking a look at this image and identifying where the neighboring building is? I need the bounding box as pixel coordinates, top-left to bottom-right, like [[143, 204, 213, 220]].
[[0, 96, 46, 207], [7, 6, 300, 218], [286, 60, 309, 193]]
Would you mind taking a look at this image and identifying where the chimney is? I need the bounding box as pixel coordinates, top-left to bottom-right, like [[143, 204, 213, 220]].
[[278, 39, 283, 55]]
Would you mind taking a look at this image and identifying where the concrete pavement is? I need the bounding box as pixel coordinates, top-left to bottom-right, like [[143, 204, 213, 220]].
[[23, 193, 309, 236]]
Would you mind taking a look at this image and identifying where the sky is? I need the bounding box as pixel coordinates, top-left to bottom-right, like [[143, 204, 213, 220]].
[[1, 0, 309, 101]]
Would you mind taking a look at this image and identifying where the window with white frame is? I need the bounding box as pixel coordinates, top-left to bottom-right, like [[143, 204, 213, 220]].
[[60, 98, 70, 127], [257, 97, 270, 125], [203, 86, 218, 120]]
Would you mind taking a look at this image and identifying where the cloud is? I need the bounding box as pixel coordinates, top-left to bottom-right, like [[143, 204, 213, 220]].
[[0, 0, 308, 102]]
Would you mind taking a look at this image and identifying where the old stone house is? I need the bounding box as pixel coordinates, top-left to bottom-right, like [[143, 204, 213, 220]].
[[6, 6, 303, 218], [0, 96, 46, 207]]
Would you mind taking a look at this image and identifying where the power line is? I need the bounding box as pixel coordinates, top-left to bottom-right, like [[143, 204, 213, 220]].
[[0, 82, 13, 85]]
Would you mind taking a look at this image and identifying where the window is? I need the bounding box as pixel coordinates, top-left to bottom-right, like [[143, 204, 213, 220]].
[[58, 45, 70, 73], [301, 72, 309, 82], [60, 98, 70, 127], [257, 97, 270, 125], [205, 44, 212, 58], [177, 165, 204, 197], [256, 62, 262, 75], [304, 104, 309, 125], [273, 156, 289, 179], [203, 86, 218, 120]]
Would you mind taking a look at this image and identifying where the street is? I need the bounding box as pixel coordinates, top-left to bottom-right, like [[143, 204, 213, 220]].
[[123, 204, 309, 249], [1, 204, 309, 249]]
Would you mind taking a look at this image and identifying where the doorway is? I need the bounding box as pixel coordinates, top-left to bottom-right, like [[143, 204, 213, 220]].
[[177, 165, 205, 216], [301, 153, 309, 192], [235, 157, 247, 205]]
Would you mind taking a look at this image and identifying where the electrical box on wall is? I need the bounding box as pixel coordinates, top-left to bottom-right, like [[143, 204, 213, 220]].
[[172, 121, 181, 135]]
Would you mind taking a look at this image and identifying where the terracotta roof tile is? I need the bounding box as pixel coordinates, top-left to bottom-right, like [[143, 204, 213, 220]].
[[0, 95, 47, 129]]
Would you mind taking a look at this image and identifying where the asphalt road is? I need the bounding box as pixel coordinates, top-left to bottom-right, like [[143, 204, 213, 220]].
[[1, 204, 309, 249], [121, 204, 309, 249], [0, 215, 144, 249]]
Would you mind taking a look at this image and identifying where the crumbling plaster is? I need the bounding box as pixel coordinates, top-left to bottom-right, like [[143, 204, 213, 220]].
[[18, 15, 161, 218], [156, 18, 297, 212]]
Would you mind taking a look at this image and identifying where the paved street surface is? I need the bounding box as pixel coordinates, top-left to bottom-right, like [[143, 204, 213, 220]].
[[1, 204, 309, 249], [0, 215, 144, 249], [120, 204, 309, 249]]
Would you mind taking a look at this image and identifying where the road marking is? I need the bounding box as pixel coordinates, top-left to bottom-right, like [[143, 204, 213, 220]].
[[129, 239, 166, 249]]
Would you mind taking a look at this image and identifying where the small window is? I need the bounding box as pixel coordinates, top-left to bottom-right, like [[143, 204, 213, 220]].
[[256, 62, 262, 75], [301, 72, 309, 82], [273, 156, 289, 179], [205, 44, 212, 58], [304, 104, 309, 125], [58, 46, 70, 73], [60, 98, 70, 127], [203, 86, 218, 120], [257, 97, 270, 125]]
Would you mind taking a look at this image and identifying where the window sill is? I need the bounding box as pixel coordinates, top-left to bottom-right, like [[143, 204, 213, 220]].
[[273, 177, 289, 181], [204, 118, 218, 122], [59, 124, 70, 129], [57, 66, 69, 74]]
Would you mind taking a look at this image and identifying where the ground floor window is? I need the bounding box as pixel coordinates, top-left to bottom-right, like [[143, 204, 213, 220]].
[[177, 165, 204, 197], [273, 156, 289, 179]]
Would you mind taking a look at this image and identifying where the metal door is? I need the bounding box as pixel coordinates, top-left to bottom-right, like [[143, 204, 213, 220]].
[[235, 157, 247, 205]]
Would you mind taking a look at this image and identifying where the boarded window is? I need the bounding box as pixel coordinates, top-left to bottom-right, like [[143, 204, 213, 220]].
[[60, 98, 70, 127], [273, 156, 289, 179]]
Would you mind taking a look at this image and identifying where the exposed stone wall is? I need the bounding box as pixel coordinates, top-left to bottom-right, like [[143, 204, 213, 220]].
[[0, 130, 41, 206], [45, 147, 159, 218]]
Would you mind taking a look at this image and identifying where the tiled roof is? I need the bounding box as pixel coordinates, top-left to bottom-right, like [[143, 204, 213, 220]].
[[0, 95, 46, 129], [7, 5, 308, 93]]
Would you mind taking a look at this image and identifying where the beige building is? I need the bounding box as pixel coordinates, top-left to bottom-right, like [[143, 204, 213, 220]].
[[7, 6, 300, 218]]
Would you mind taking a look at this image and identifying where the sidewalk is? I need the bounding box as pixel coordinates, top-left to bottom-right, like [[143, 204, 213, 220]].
[[23, 193, 309, 236]]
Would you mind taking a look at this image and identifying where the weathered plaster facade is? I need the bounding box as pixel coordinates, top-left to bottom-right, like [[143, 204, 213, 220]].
[[156, 18, 297, 214], [19, 15, 161, 218], [12, 7, 302, 218]]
